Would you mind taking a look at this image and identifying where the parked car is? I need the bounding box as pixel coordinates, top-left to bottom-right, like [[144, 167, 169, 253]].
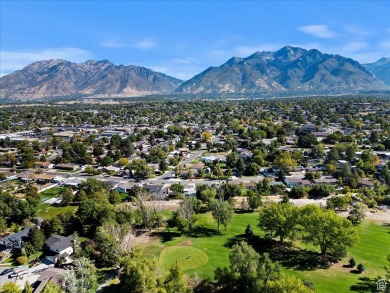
[[0, 268, 14, 275], [8, 272, 18, 278]]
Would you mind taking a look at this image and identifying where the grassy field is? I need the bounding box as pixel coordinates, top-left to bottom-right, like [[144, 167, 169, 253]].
[[40, 187, 65, 201], [37, 203, 78, 219], [146, 212, 389, 292]]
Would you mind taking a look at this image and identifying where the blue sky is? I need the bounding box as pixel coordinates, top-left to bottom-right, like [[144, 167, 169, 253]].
[[1, 1, 389, 80]]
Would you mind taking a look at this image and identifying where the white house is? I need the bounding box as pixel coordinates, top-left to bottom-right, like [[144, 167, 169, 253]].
[[44, 235, 75, 264]]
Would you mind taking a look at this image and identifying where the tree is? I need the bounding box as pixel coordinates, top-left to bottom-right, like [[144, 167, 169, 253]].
[[274, 152, 297, 173], [42, 281, 64, 293], [299, 205, 359, 256], [326, 195, 351, 211], [164, 262, 191, 293], [29, 228, 45, 253], [289, 185, 306, 199], [60, 257, 98, 293], [95, 221, 134, 267], [117, 157, 130, 167], [108, 190, 121, 205], [173, 197, 197, 231], [78, 178, 110, 197], [62, 188, 75, 206], [198, 185, 216, 202], [244, 163, 261, 176], [236, 158, 246, 177], [247, 190, 261, 211], [245, 224, 253, 238], [1, 282, 20, 293], [17, 255, 28, 265], [226, 152, 239, 168], [209, 199, 234, 231], [357, 263, 365, 273], [119, 247, 158, 293], [170, 183, 184, 198], [308, 184, 335, 198], [42, 217, 64, 238], [23, 282, 33, 293], [202, 131, 212, 141], [349, 258, 356, 268], [159, 160, 168, 172], [266, 275, 314, 293], [0, 217, 7, 233], [100, 155, 113, 167], [258, 202, 299, 243], [348, 202, 368, 224], [297, 133, 318, 148], [76, 196, 114, 235], [311, 144, 325, 159], [214, 241, 280, 292]]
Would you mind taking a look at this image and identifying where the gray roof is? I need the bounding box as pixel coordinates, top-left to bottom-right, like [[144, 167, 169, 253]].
[[46, 235, 75, 251], [0, 226, 34, 244]]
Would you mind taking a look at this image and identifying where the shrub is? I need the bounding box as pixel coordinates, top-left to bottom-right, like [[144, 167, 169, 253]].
[[357, 263, 365, 273], [17, 255, 28, 265], [349, 258, 356, 267]]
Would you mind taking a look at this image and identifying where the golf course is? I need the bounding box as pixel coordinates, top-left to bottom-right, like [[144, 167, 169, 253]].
[[143, 212, 389, 293]]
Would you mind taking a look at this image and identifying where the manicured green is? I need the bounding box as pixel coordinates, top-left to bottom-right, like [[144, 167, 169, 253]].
[[159, 246, 208, 273], [40, 187, 64, 201], [37, 203, 78, 219], [148, 212, 389, 292]]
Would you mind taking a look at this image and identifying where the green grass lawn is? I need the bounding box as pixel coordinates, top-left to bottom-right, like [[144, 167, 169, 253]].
[[40, 187, 65, 201], [159, 246, 208, 273], [37, 203, 78, 219], [148, 212, 389, 292]]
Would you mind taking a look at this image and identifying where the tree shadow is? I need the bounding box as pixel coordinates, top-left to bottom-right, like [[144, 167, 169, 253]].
[[225, 234, 332, 271], [234, 210, 255, 214], [350, 276, 378, 292], [150, 231, 182, 243], [271, 248, 332, 271], [184, 226, 221, 238]]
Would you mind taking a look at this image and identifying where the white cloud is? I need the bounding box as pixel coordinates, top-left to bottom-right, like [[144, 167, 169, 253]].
[[0, 47, 93, 75], [341, 41, 368, 52], [100, 39, 158, 50], [298, 25, 335, 38], [100, 40, 128, 48], [173, 57, 200, 65], [134, 40, 158, 49], [379, 40, 390, 50]]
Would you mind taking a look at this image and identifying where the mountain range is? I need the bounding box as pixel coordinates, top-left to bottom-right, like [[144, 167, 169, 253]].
[[0, 59, 182, 100], [363, 58, 390, 86], [0, 46, 389, 100], [176, 46, 388, 94]]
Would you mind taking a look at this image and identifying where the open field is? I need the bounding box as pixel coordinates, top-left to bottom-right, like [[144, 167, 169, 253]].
[[40, 187, 64, 201], [37, 203, 78, 219], [144, 212, 389, 292]]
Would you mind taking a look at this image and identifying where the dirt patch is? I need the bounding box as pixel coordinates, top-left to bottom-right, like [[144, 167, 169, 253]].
[[180, 240, 192, 246], [131, 231, 159, 247]]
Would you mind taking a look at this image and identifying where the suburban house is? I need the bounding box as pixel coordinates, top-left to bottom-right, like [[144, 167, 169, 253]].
[[0, 226, 34, 249], [312, 178, 339, 185], [34, 161, 53, 169], [284, 178, 312, 188], [44, 235, 75, 264], [55, 163, 80, 171], [33, 268, 64, 293], [144, 184, 167, 199]]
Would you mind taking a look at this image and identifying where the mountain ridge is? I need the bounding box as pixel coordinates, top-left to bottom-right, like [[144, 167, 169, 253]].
[[176, 46, 387, 94], [0, 59, 183, 100], [1, 46, 389, 100], [363, 57, 390, 86]]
